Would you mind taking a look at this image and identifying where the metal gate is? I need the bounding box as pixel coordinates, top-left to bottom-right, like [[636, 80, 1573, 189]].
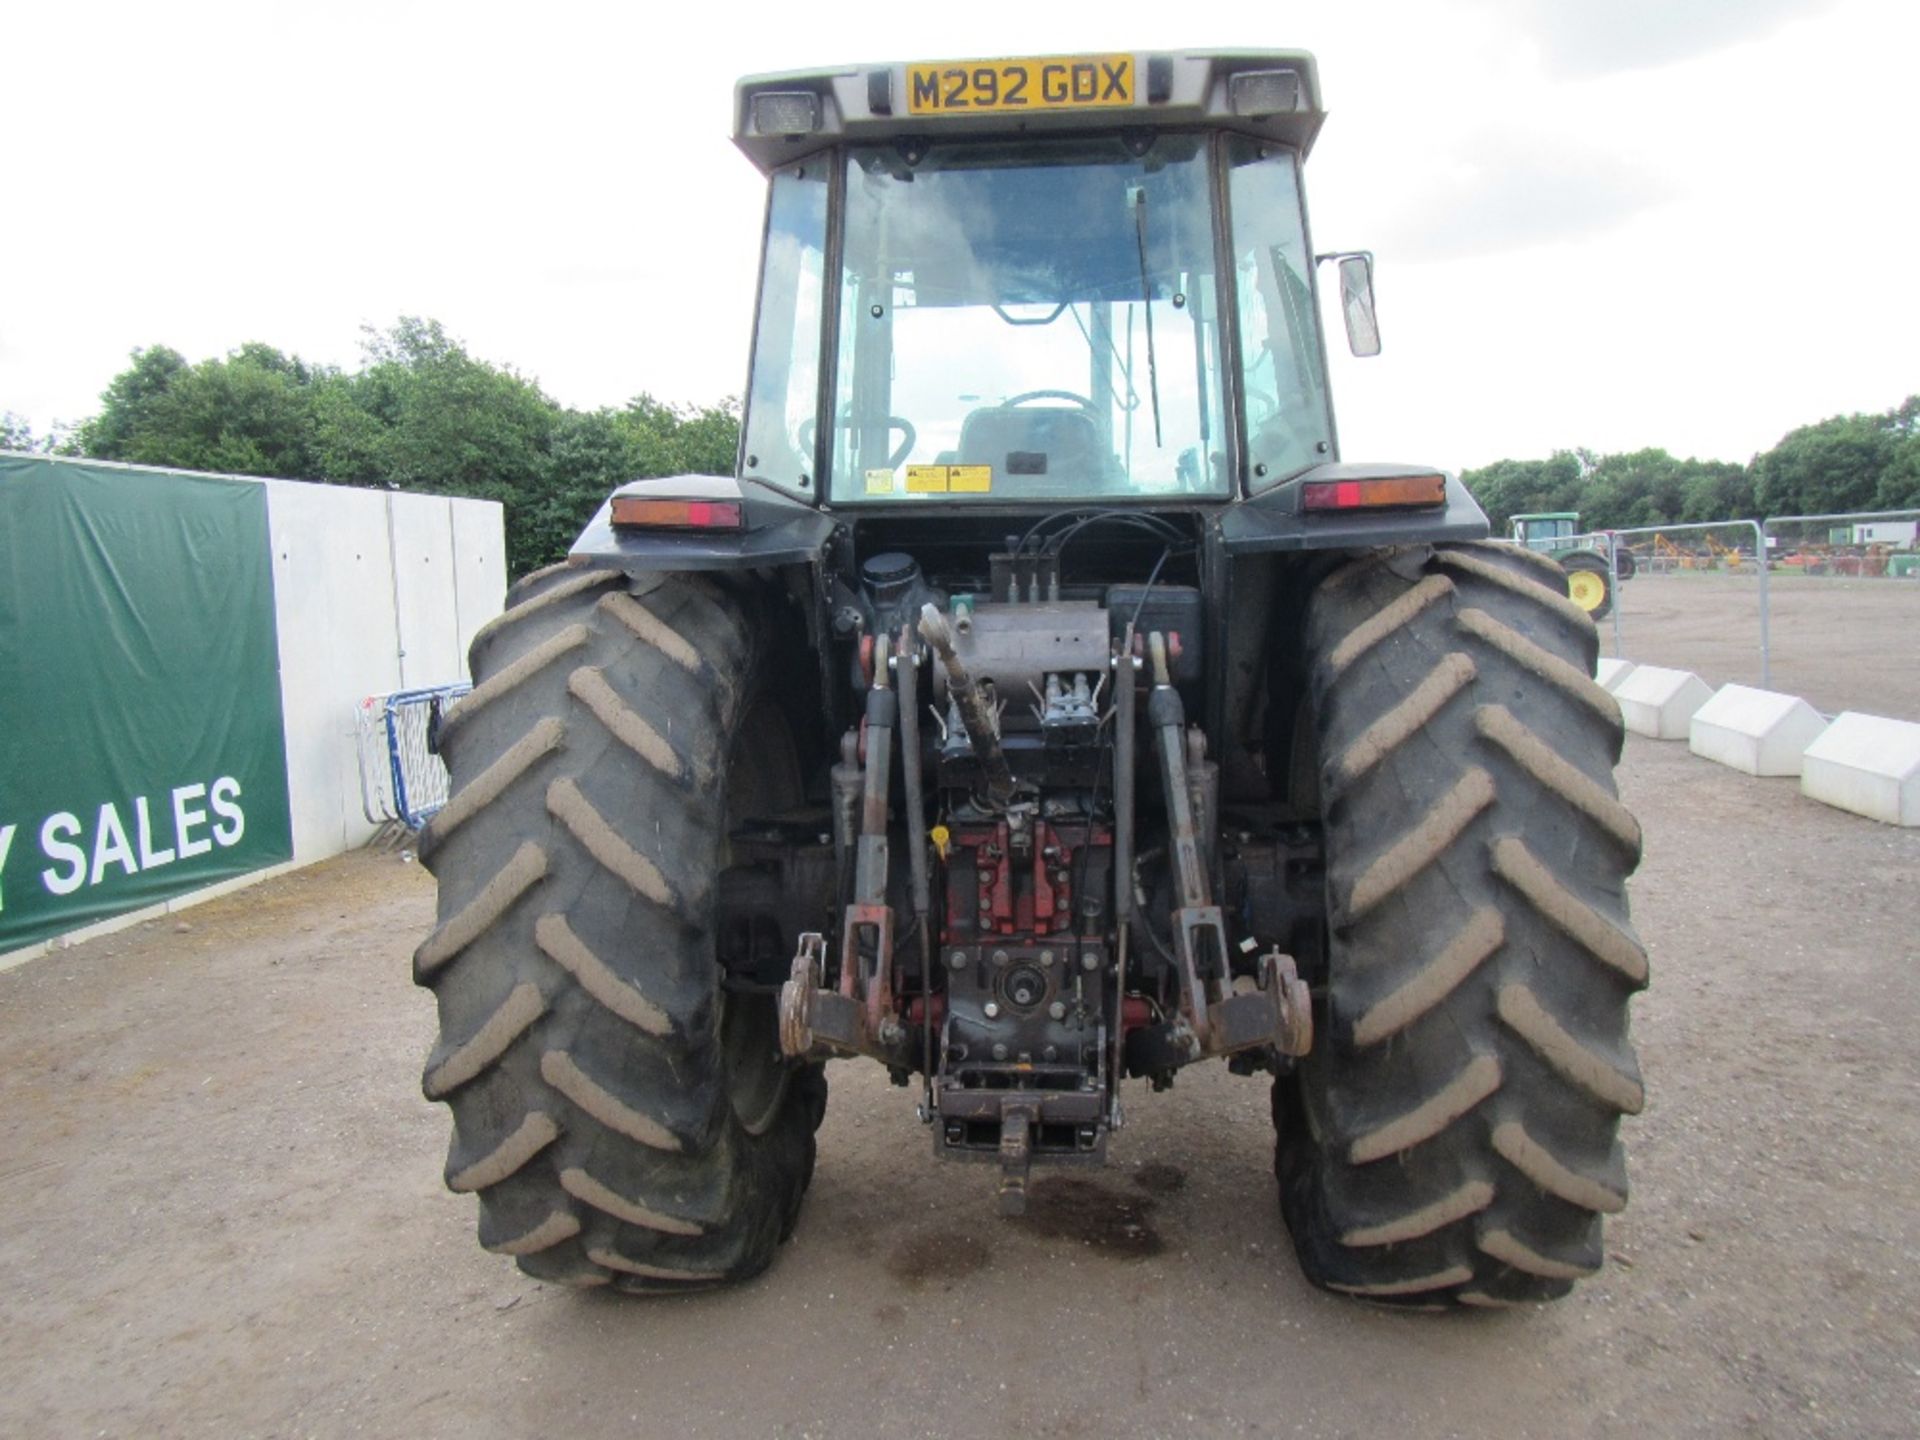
[[354, 683, 471, 830]]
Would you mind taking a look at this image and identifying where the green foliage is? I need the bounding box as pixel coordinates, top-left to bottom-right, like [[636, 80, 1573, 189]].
[[1749, 402, 1920, 519], [342, 320, 559, 568], [1878, 397, 1920, 511], [1457, 451, 1586, 530], [1463, 396, 1918, 532], [6, 412, 84, 456], [3, 412, 47, 452], [63, 319, 742, 577], [1676, 460, 1756, 524], [72, 346, 191, 460]]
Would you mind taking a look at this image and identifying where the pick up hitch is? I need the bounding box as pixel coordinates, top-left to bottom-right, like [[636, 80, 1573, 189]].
[[1133, 631, 1312, 1071], [778, 636, 909, 1068]]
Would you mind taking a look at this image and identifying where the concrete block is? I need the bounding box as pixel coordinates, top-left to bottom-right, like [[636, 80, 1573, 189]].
[[1688, 684, 1829, 777], [1594, 657, 1637, 692], [1800, 712, 1920, 826], [1612, 665, 1714, 740]]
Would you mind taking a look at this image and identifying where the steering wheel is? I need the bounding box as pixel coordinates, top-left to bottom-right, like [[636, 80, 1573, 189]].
[[798, 412, 918, 470], [1002, 389, 1100, 412]]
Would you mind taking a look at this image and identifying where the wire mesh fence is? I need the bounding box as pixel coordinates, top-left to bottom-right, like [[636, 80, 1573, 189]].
[[1600, 520, 1772, 688], [354, 683, 471, 831], [1760, 509, 1920, 580], [1752, 510, 1920, 717], [1500, 508, 1920, 718], [354, 698, 399, 826]]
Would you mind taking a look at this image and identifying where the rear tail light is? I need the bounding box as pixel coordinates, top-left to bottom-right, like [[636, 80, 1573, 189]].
[[1301, 473, 1446, 512], [609, 496, 745, 530]]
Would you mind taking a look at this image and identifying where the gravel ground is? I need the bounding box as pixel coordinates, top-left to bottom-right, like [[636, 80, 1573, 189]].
[[1603, 571, 1920, 719], [2, 741, 1917, 1439]]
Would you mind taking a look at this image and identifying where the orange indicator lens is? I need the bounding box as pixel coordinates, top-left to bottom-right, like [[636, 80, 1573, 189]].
[[1300, 473, 1447, 511]]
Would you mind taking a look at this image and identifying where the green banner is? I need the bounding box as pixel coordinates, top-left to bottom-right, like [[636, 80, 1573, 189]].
[[0, 456, 293, 951]]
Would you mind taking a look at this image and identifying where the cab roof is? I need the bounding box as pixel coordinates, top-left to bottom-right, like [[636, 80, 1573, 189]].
[[732, 50, 1323, 173]]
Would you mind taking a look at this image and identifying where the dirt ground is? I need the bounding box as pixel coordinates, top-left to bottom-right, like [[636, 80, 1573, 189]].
[[1604, 571, 1920, 719], [3, 738, 1918, 1439]]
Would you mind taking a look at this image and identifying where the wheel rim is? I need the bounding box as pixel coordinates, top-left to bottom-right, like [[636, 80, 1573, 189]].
[[1567, 569, 1607, 612], [721, 988, 789, 1135]]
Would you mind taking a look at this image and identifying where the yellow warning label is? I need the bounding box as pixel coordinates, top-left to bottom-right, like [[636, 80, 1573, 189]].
[[864, 468, 897, 494], [903, 464, 992, 495]]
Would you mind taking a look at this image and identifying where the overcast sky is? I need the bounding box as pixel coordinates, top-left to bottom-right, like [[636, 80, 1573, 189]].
[[5, 0, 1914, 469]]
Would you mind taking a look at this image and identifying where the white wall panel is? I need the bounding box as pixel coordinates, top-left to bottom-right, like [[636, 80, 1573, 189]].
[[387, 493, 463, 690], [451, 498, 507, 669], [267, 486, 505, 865], [266, 480, 404, 863]]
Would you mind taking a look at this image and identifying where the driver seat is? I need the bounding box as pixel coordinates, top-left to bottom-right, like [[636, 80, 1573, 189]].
[[957, 403, 1106, 488]]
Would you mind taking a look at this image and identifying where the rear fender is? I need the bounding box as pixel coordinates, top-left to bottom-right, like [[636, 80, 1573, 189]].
[[568, 474, 836, 574], [567, 473, 840, 744], [1219, 463, 1488, 556]]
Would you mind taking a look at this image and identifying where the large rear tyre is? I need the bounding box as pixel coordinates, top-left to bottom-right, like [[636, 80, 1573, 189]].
[[1560, 551, 1614, 620], [1275, 541, 1647, 1307], [414, 566, 824, 1293]]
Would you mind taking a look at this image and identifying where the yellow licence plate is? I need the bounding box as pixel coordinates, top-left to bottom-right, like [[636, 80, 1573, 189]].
[[906, 55, 1136, 116]]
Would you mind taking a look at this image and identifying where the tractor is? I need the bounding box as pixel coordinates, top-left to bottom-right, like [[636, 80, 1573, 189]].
[[1507, 511, 1631, 619], [414, 51, 1647, 1308]]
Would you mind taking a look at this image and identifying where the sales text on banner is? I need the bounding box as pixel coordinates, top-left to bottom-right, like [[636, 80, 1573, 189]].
[[0, 456, 293, 950]]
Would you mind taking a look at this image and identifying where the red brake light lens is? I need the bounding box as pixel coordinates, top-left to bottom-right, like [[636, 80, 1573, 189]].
[[610, 497, 745, 530], [1300, 473, 1447, 512]]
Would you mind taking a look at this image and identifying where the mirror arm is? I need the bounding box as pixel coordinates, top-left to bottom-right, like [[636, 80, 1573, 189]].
[[1316, 249, 1382, 359]]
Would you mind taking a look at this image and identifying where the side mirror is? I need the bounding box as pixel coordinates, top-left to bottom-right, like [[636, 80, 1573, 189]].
[[1336, 253, 1381, 357]]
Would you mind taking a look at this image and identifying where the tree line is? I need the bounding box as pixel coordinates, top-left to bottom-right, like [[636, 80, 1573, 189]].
[[1462, 395, 1920, 533], [4, 322, 1914, 571], [1, 319, 739, 578]]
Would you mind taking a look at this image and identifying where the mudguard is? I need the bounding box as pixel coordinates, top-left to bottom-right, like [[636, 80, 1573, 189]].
[[1219, 462, 1489, 554], [568, 474, 835, 574]]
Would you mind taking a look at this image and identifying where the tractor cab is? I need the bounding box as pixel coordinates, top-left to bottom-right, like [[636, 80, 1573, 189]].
[[1510, 511, 1582, 549], [732, 53, 1376, 507]]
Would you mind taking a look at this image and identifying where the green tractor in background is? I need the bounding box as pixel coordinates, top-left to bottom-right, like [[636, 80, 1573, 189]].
[[1509, 512, 1632, 620]]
